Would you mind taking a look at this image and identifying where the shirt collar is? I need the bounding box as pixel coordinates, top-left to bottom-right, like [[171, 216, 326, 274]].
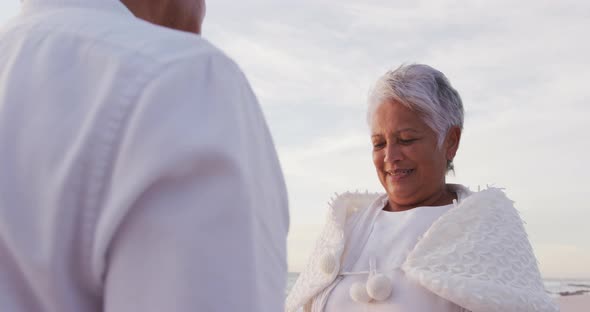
[[21, 0, 133, 17]]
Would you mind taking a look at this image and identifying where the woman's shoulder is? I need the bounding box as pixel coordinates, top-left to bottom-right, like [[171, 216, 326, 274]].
[[285, 190, 385, 312], [311, 190, 385, 257], [403, 185, 558, 311], [328, 190, 385, 220]]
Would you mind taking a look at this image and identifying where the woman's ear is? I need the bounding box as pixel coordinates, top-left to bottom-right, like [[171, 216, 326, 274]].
[[445, 126, 462, 161]]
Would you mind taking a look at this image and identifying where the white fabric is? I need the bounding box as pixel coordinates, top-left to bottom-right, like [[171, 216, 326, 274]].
[[287, 191, 385, 312], [286, 185, 559, 312], [0, 1, 289, 312], [324, 204, 463, 312], [401, 187, 557, 312]]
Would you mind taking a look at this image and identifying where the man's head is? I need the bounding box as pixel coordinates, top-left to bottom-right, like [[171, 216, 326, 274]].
[[121, 0, 206, 34]]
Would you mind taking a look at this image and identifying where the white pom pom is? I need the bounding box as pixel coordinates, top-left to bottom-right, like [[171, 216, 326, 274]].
[[319, 252, 337, 275], [366, 274, 392, 301], [349, 281, 371, 303]]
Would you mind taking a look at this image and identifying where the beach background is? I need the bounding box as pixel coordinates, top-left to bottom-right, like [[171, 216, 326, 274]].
[[287, 273, 590, 297], [2, 1, 589, 311], [287, 272, 590, 310]]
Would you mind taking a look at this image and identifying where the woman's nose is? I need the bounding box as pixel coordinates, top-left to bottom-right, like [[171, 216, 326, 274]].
[[384, 144, 403, 163]]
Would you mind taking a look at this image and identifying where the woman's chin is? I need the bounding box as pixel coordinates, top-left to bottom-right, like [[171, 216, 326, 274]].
[[386, 186, 419, 203], [386, 178, 417, 192]]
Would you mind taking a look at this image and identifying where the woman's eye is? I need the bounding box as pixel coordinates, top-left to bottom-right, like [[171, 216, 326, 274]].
[[373, 142, 385, 150], [399, 138, 417, 145]]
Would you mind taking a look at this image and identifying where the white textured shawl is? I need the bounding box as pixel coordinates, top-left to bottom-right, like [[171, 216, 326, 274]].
[[286, 186, 559, 312], [286, 191, 384, 312], [402, 187, 558, 311]]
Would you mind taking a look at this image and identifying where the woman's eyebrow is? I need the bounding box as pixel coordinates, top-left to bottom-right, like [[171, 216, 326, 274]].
[[395, 128, 420, 134], [371, 128, 420, 138]]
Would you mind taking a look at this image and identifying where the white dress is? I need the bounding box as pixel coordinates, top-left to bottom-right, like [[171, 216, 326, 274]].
[[0, 1, 288, 311], [324, 204, 465, 312]]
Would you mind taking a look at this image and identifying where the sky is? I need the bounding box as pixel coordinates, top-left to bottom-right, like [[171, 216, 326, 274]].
[[2, 1, 589, 279]]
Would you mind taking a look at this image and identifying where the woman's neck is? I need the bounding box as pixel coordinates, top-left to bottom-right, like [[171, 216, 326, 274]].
[[385, 185, 457, 212]]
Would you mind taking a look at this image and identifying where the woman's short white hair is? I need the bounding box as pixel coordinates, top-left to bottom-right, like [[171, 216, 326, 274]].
[[367, 64, 464, 147]]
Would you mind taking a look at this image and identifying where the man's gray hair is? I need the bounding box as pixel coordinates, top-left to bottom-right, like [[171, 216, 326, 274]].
[[367, 64, 464, 147]]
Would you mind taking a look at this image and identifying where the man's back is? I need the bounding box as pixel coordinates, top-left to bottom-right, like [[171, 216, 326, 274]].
[[0, 1, 289, 311]]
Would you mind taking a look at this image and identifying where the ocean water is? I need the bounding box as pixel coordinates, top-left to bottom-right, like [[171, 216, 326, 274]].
[[543, 278, 590, 297], [287, 272, 590, 298]]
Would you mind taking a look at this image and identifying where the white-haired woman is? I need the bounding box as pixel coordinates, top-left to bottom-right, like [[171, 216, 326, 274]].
[[286, 64, 558, 312]]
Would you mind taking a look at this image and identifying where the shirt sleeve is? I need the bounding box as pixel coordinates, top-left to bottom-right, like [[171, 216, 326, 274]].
[[97, 53, 288, 312]]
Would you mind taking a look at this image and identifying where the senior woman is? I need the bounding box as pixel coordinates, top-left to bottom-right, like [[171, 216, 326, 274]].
[[286, 64, 558, 312]]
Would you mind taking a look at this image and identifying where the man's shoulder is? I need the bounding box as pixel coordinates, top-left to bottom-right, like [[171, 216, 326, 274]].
[[106, 17, 226, 65], [81, 11, 227, 66], [9, 7, 229, 67]]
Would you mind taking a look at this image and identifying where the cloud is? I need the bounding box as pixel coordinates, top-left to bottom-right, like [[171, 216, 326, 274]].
[[535, 244, 590, 279], [2, 0, 587, 278], [203, 1, 590, 277], [0, 3, 19, 22]]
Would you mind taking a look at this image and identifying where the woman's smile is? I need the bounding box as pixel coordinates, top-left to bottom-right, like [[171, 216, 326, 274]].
[[386, 168, 416, 182]]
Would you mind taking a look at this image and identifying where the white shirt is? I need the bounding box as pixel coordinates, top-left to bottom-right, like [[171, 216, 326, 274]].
[[0, 1, 289, 311], [324, 204, 464, 312]]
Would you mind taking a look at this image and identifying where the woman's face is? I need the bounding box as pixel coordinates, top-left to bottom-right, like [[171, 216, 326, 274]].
[[371, 100, 459, 209]]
